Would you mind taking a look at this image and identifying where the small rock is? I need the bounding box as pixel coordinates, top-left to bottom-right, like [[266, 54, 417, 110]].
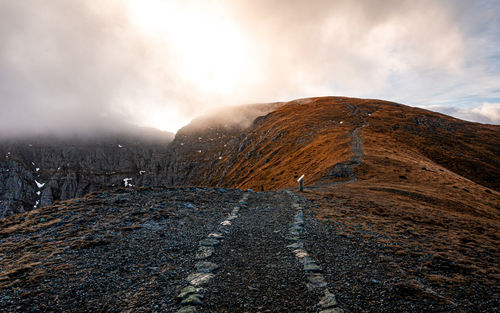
[[195, 246, 214, 259], [226, 214, 238, 221], [300, 256, 316, 265], [304, 263, 322, 273], [286, 242, 303, 249], [179, 203, 196, 209], [207, 233, 223, 239], [177, 286, 199, 300], [186, 272, 214, 286], [195, 261, 219, 273], [286, 236, 300, 242], [319, 308, 344, 313], [319, 290, 338, 308], [307, 273, 328, 289], [176, 306, 198, 313], [181, 294, 203, 306], [293, 249, 309, 258], [199, 238, 220, 247], [290, 225, 303, 233]]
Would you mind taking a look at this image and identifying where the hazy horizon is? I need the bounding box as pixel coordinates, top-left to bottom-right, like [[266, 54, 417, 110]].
[[1, 0, 499, 135]]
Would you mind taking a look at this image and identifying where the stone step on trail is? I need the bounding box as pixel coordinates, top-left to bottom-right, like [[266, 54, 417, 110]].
[[286, 190, 345, 313], [175, 193, 249, 313]]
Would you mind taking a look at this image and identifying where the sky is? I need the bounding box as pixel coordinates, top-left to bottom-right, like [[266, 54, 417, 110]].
[[0, 0, 499, 134]]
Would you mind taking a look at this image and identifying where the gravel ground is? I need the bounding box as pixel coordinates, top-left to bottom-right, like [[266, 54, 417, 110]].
[[202, 191, 317, 312], [0, 186, 497, 312], [0, 187, 244, 312]]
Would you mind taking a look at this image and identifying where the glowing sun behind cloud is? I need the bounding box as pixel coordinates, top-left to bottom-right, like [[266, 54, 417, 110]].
[[126, 0, 251, 93], [122, 0, 254, 132]]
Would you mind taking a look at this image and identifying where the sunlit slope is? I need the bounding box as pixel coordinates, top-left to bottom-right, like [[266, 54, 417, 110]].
[[169, 97, 500, 193]]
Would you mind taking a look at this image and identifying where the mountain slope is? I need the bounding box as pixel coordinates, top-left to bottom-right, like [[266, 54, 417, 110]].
[[168, 96, 499, 192]]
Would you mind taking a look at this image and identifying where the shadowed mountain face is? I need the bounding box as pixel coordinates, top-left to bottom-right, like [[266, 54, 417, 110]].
[[0, 129, 173, 218]]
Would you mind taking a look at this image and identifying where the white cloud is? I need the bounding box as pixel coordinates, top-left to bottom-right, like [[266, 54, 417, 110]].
[[423, 102, 500, 124], [469, 102, 500, 123], [0, 0, 499, 135]]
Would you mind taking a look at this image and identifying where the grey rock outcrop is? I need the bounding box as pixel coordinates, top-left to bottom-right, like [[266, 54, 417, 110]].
[[0, 130, 173, 218]]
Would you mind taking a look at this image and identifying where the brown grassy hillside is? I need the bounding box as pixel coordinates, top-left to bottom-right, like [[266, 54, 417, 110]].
[[172, 96, 499, 192]]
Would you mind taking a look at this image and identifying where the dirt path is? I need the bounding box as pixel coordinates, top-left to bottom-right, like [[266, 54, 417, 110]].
[[170, 190, 346, 313], [313, 124, 366, 187]]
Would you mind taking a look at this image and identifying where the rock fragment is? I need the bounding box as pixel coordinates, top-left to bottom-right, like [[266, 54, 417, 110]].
[[195, 261, 219, 273], [186, 272, 214, 286]]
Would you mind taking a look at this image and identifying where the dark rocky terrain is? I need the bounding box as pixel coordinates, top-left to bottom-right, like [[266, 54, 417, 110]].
[[0, 96, 499, 312], [0, 186, 497, 312]]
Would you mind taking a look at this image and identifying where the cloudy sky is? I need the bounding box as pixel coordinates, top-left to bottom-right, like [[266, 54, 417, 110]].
[[1, 0, 499, 134]]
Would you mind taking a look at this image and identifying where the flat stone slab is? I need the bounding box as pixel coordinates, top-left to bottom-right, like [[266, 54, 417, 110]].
[[319, 290, 338, 308], [293, 249, 309, 258], [177, 286, 199, 300], [319, 308, 344, 313], [207, 232, 224, 239], [177, 306, 198, 313], [181, 294, 203, 306], [186, 272, 214, 286], [304, 262, 322, 273], [195, 246, 214, 260], [286, 242, 303, 249], [195, 261, 219, 273], [307, 273, 328, 289], [199, 238, 220, 247]]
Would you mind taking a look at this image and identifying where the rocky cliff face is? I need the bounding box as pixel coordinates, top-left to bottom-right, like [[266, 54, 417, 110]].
[[0, 130, 173, 218], [0, 103, 278, 218], [164, 102, 284, 187]]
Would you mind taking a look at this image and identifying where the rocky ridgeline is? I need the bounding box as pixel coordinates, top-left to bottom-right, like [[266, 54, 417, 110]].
[[0, 103, 280, 218]]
